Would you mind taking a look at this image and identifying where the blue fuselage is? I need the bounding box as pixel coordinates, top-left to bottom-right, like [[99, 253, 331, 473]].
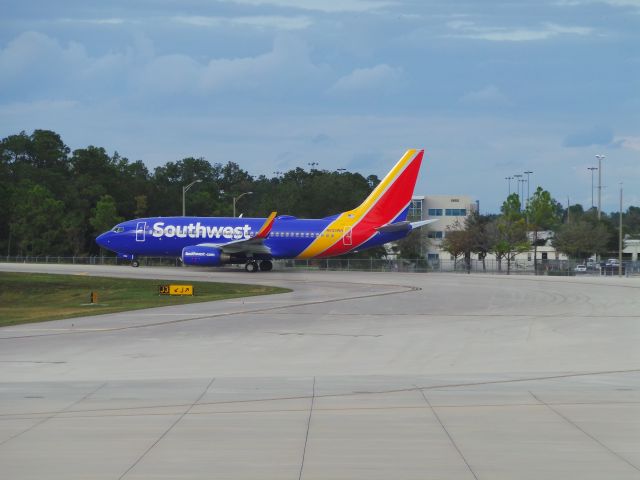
[[96, 216, 407, 260]]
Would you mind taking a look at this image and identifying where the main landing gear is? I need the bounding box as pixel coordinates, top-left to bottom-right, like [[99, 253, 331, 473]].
[[244, 260, 273, 272], [131, 260, 140, 268]]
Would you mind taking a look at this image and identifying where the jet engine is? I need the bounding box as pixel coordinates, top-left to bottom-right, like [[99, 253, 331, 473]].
[[181, 245, 231, 266]]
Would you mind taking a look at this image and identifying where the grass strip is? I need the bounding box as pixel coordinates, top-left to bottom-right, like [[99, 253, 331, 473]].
[[0, 272, 290, 327]]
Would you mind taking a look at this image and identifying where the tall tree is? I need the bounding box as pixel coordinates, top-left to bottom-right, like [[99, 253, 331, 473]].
[[465, 212, 493, 272], [441, 220, 474, 272], [90, 195, 123, 238], [491, 194, 529, 274], [553, 220, 610, 260], [526, 187, 560, 274], [10, 184, 65, 255]]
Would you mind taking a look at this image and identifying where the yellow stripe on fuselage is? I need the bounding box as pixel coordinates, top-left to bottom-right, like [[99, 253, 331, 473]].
[[296, 149, 417, 259]]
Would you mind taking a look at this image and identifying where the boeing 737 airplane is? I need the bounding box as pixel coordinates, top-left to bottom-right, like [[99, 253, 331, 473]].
[[96, 149, 436, 272]]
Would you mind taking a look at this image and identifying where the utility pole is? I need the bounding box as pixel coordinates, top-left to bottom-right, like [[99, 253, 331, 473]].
[[596, 155, 605, 220], [587, 167, 597, 208], [619, 183, 623, 277]]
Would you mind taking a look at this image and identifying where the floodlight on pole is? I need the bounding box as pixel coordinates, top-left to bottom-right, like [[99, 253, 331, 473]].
[[513, 174, 523, 208], [524, 171, 533, 206], [233, 191, 253, 217], [182, 179, 203, 216], [587, 167, 597, 208], [596, 155, 605, 220], [619, 183, 623, 277], [505, 176, 513, 195]]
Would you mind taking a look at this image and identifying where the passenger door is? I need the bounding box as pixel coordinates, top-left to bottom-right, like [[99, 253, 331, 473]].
[[343, 226, 353, 246], [136, 222, 147, 242]]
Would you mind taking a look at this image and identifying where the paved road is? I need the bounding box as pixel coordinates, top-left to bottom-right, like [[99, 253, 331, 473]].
[[1, 263, 639, 479]]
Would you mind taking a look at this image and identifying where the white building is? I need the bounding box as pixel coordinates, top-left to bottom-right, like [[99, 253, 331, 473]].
[[409, 195, 477, 260], [624, 236, 640, 261]]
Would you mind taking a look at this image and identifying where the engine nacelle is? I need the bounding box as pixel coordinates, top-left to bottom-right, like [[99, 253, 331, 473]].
[[181, 246, 231, 266]]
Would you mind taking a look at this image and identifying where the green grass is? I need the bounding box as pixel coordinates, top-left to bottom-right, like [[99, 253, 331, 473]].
[[0, 272, 290, 327]]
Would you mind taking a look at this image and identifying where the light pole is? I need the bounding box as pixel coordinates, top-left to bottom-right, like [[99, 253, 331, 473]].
[[619, 183, 623, 277], [513, 174, 523, 208], [505, 176, 513, 195], [233, 191, 253, 217], [524, 171, 533, 206], [308, 162, 319, 169], [596, 155, 605, 220], [182, 179, 202, 216], [587, 167, 597, 208]]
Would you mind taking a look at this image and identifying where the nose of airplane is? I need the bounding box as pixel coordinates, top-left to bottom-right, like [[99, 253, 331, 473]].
[[96, 232, 110, 248]]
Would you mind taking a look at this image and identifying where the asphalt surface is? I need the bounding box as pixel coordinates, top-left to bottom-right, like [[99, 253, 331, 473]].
[[1, 263, 639, 479]]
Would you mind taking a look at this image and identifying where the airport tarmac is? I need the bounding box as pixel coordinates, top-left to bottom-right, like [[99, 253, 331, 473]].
[[1, 263, 639, 479]]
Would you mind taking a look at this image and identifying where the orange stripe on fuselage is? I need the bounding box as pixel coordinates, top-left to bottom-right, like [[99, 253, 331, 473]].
[[296, 149, 423, 259], [256, 211, 277, 238]]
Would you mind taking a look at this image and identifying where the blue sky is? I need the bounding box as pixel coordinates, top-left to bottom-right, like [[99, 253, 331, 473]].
[[1, 0, 638, 213]]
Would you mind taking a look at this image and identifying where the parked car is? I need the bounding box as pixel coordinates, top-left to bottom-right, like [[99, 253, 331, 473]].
[[574, 264, 587, 273], [606, 258, 620, 265]]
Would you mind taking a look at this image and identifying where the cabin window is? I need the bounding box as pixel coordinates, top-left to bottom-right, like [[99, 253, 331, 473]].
[[112, 226, 125, 233]]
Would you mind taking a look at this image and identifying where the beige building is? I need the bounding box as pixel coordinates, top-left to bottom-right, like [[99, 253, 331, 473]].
[[409, 196, 569, 264], [409, 195, 477, 260]]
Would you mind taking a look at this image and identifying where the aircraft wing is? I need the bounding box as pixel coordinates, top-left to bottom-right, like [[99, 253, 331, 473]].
[[201, 212, 277, 255]]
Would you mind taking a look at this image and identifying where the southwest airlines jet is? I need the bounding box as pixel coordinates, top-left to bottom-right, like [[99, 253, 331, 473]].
[[96, 149, 435, 272]]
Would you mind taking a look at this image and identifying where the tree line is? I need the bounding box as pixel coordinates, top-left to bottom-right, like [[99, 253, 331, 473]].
[[2, 129, 638, 260], [0, 129, 379, 256], [438, 188, 639, 273]]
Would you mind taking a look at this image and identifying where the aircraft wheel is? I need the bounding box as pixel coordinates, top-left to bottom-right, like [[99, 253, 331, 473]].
[[131, 260, 140, 268], [259, 260, 273, 272], [245, 261, 258, 272]]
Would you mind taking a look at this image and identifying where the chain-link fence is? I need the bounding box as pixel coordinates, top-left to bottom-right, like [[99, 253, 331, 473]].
[[2, 255, 638, 276]]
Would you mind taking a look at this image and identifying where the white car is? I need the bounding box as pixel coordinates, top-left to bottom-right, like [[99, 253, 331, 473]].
[[574, 264, 587, 272]]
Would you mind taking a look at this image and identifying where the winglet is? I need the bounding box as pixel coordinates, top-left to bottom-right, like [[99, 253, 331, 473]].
[[255, 212, 277, 238]]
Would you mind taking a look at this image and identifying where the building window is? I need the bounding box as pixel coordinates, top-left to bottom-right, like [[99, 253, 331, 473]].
[[427, 231, 444, 239], [408, 199, 423, 221], [445, 208, 467, 216], [427, 253, 440, 260], [427, 208, 443, 216]]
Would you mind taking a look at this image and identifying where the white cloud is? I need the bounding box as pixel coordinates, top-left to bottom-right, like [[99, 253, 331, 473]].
[[173, 15, 313, 30], [459, 85, 512, 107], [446, 21, 593, 42], [57, 18, 127, 25], [0, 99, 79, 115], [199, 35, 327, 93], [617, 136, 640, 151], [557, 0, 640, 7], [224, 0, 395, 13], [329, 64, 403, 95]]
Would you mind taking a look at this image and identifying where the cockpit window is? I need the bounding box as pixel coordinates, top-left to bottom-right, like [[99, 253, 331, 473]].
[[112, 226, 125, 233]]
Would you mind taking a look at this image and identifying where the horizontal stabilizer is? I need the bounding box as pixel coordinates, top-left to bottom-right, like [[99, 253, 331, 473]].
[[376, 221, 411, 233], [376, 218, 438, 234], [410, 219, 439, 229]]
